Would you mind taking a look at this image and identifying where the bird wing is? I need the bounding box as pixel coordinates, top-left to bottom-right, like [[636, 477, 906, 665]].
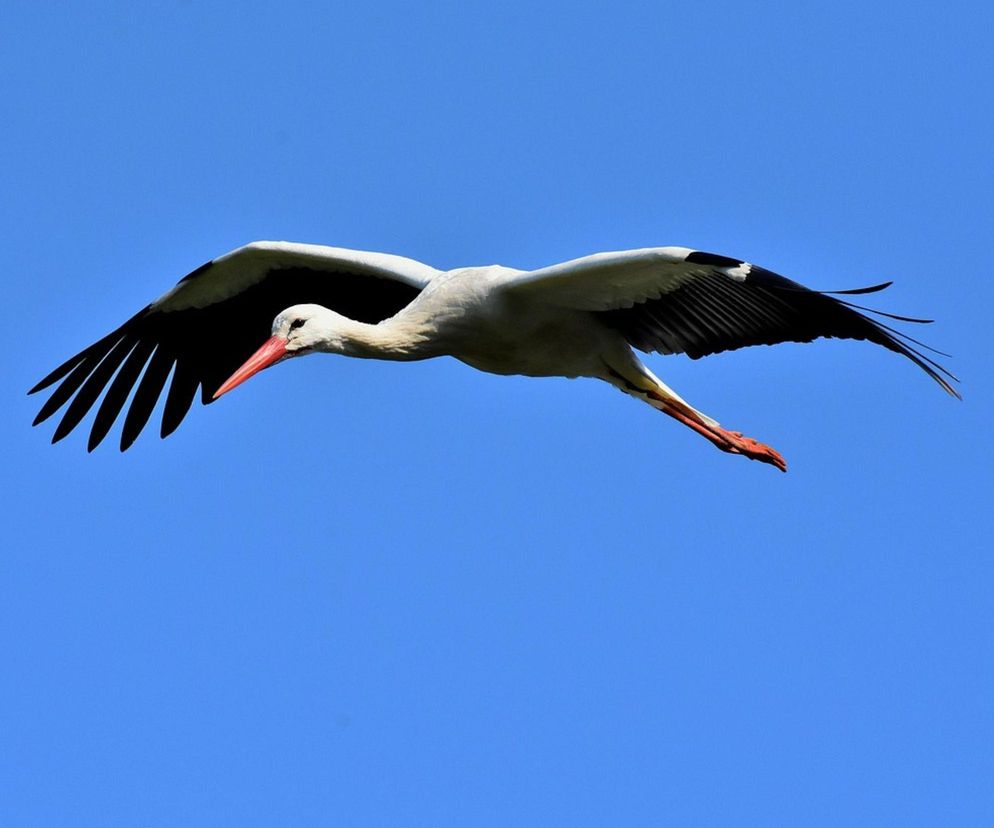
[[30, 241, 440, 450], [502, 247, 959, 396]]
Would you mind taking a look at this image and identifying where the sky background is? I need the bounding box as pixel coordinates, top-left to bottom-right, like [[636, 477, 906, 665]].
[[2, 1, 992, 824]]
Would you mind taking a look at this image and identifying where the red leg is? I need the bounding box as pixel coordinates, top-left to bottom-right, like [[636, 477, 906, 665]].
[[647, 392, 787, 473]]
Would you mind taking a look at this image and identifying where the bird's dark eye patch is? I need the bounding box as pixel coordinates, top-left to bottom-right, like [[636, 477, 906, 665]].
[[289, 318, 306, 331]]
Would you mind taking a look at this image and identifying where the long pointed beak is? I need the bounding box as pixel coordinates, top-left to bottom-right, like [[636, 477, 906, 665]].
[[213, 335, 288, 399]]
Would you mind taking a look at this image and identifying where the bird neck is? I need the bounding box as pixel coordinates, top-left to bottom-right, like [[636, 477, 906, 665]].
[[327, 314, 433, 361]]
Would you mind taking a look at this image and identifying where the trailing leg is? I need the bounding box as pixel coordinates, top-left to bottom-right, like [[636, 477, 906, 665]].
[[606, 360, 787, 472]]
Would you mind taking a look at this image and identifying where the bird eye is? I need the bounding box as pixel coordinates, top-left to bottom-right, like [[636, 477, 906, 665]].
[[289, 319, 305, 332]]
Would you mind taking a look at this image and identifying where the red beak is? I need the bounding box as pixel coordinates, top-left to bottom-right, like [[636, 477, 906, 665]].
[[213, 335, 288, 399]]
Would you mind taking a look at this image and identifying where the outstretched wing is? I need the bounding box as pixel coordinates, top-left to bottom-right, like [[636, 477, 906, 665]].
[[503, 247, 959, 397], [30, 241, 440, 450]]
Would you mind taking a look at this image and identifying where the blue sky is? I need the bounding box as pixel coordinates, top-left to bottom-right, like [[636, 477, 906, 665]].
[[2, 1, 992, 824]]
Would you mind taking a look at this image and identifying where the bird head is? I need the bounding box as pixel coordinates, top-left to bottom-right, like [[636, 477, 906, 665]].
[[213, 304, 338, 399]]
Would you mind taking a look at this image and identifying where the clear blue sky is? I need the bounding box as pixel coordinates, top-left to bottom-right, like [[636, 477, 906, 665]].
[[2, 1, 992, 824]]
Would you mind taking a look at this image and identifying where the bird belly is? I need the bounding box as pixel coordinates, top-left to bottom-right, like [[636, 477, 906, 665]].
[[417, 272, 623, 379], [452, 311, 611, 379]]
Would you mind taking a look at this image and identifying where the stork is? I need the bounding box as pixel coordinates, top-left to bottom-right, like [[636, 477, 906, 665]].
[[30, 241, 959, 471]]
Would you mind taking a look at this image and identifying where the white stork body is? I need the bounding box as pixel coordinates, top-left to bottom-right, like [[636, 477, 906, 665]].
[[31, 241, 958, 472], [357, 266, 621, 376]]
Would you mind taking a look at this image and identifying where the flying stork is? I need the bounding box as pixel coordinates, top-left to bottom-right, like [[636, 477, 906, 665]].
[[30, 242, 959, 471]]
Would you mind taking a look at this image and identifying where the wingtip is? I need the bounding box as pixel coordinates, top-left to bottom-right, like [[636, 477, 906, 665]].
[[160, 419, 180, 440], [826, 280, 894, 296], [119, 424, 138, 452], [933, 371, 962, 400]]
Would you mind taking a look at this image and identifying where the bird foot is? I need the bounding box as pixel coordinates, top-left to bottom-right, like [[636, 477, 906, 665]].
[[711, 427, 787, 473], [647, 391, 788, 473]]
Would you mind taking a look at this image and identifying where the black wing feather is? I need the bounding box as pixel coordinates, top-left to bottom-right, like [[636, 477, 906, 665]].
[[33, 347, 113, 427], [161, 358, 200, 439], [51, 335, 136, 443], [87, 339, 156, 452], [599, 260, 960, 398], [31, 264, 422, 450], [121, 346, 175, 451]]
